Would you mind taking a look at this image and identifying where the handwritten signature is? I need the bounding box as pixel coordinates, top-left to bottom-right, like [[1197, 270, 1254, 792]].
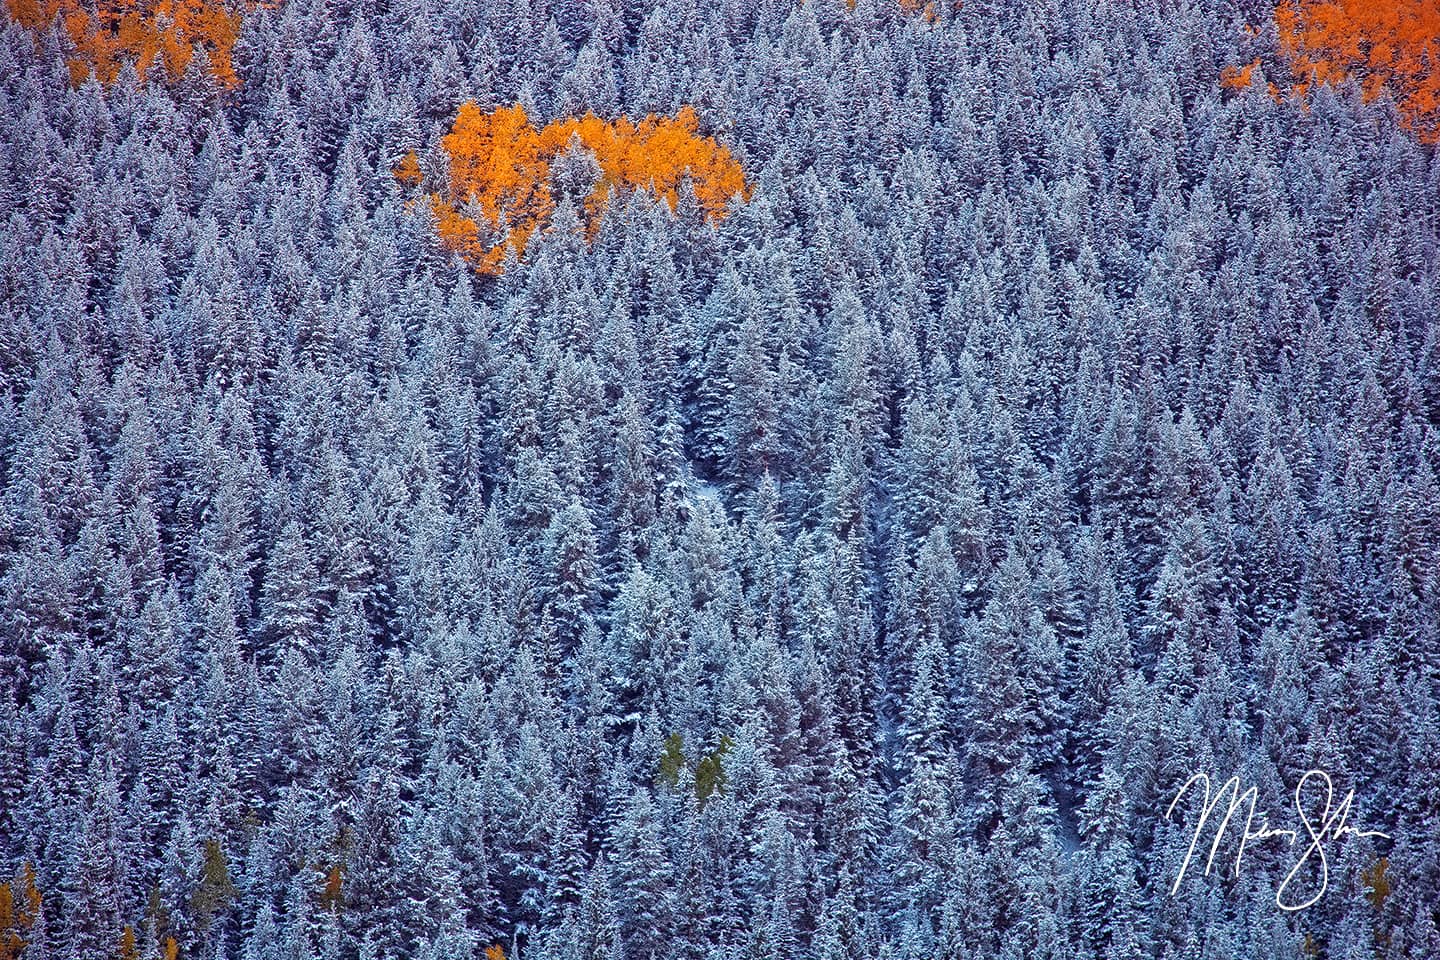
[[1164, 769, 1391, 911]]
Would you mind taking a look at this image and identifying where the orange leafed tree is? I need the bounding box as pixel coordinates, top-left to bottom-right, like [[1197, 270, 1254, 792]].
[[117, 926, 139, 960], [392, 150, 424, 189], [1220, 57, 1261, 92], [318, 864, 344, 913], [896, 0, 939, 21], [401, 102, 749, 275], [1271, 0, 1440, 141], [843, 0, 940, 16], [5, 0, 251, 88], [0, 862, 41, 960]]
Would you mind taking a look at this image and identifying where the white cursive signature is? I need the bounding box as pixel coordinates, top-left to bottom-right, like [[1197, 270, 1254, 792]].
[[1164, 769, 1391, 911]]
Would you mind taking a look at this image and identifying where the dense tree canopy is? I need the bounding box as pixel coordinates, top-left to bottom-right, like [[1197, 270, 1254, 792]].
[[1, 0, 1437, 958]]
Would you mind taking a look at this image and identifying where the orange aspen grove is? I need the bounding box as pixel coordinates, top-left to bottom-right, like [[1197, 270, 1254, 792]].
[[1247, 0, 1440, 142], [398, 102, 749, 275], [436, 101, 556, 275], [4, 0, 256, 88]]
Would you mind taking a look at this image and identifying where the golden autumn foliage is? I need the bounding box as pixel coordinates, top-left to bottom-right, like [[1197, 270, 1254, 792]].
[[1263, 0, 1440, 142], [392, 150, 424, 189], [4, 0, 255, 88], [117, 925, 139, 960], [0, 862, 41, 960], [399, 102, 749, 275]]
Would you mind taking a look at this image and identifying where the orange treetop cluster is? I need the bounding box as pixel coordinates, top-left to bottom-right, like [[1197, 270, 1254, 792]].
[[896, 0, 942, 20], [398, 102, 749, 275], [839, 0, 943, 16], [1228, 0, 1440, 142], [5, 0, 250, 87]]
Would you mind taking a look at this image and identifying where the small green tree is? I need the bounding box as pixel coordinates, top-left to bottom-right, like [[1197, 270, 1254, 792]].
[[192, 840, 235, 935], [657, 732, 734, 808], [146, 884, 169, 951], [694, 736, 734, 809], [658, 733, 687, 788]]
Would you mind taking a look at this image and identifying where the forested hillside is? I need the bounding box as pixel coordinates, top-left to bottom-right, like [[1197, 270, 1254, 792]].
[[1, 0, 1439, 958]]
